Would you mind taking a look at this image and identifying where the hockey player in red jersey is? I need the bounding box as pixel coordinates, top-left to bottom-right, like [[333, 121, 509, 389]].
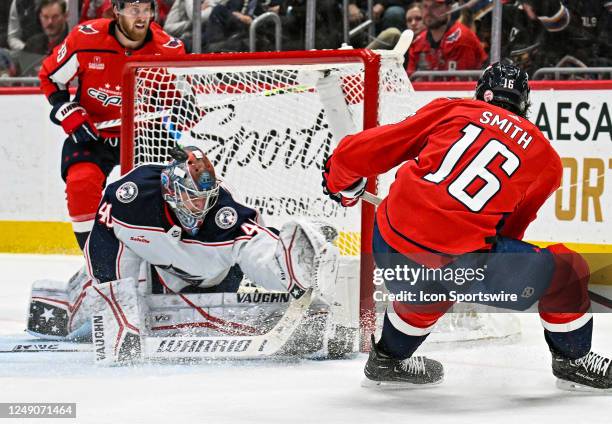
[[323, 62, 611, 392], [407, 0, 487, 77], [39, 0, 186, 250]]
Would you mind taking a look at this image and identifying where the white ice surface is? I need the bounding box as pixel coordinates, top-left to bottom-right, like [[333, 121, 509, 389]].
[[1, 254, 611, 424]]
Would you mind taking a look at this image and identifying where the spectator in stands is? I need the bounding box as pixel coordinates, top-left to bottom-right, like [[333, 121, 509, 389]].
[[474, 1, 541, 76], [204, 0, 282, 52], [8, 0, 43, 51], [523, 0, 612, 70], [347, 0, 378, 47], [367, 2, 424, 50], [313, 0, 345, 49], [80, 0, 113, 21], [407, 0, 486, 78], [405, 2, 425, 35], [280, 0, 343, 50], [23, 0, 69, 56], [164, 0, 225, 51], [347, 0, 366, 26], [372, 1, 414, 32], [0, 49, 19, 77], [0, 2, 12, 48]]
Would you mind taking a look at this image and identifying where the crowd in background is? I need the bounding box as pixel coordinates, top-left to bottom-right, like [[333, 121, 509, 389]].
[[0, 0, 611, 79]]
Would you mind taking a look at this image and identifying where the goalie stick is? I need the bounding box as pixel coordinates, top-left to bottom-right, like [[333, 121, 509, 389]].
[[142, 288, 314, 360], [1, 289, 314, 360]]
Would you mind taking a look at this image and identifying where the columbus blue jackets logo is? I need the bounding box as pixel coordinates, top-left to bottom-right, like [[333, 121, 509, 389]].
[[116, 182, 139, 203], [78, 24, 99, 35], [164, 38, 182, 49], [215, 207, 238, 229]]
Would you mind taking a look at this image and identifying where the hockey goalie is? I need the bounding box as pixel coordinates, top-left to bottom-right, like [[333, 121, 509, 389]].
[[26, 146, 349, 362]]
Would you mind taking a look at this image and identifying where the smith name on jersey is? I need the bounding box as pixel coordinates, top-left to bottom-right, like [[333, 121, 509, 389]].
[[85, 165, 278, 289], [39, 18, 185, 138]]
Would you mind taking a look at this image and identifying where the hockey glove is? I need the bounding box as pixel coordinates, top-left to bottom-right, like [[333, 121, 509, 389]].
[[50, 102, 100, 144], [322, 155, 366, 207]]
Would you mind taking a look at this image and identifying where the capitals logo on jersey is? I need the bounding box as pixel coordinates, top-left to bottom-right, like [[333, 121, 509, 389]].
[[446, 28, 461, 43], [164, 38, 182, 49], [78, 24, 99, 35]]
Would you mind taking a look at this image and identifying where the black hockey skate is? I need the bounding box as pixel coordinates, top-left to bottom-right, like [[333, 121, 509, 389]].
[[552, 350, 612, 393], [362, 335, 443, 389]]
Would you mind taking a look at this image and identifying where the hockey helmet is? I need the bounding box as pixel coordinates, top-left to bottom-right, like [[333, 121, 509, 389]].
[[475, 61, 531, 117], [161, 146, 219, 235]]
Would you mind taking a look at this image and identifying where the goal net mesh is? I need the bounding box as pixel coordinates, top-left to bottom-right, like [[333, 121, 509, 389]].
[[129, 54, 414, 258]]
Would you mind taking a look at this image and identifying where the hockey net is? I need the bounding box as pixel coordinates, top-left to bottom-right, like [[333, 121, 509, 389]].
[[120, 47, 519, 349]]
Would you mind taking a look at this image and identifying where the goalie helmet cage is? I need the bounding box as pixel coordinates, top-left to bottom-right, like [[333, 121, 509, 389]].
[[119, 49, 520, 351]]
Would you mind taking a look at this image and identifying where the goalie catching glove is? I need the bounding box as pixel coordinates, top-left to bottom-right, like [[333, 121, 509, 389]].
[[274, 220, 339, 303], [50, 101, 100, 144], [322, 155, 366, 207]]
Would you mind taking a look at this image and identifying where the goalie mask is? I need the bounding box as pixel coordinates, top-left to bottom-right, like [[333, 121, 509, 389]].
[[161, 146, 219, 235], [475, 61, 531, 118]]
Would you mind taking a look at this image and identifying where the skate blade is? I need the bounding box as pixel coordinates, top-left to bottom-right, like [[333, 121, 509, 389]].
[[556, 378, 612, 394], [361, 377, 443, 390]]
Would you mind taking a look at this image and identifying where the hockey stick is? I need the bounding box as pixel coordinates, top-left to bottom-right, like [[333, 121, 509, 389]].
[[361, 191, 382, 207], [95, 110, 171, 130], [142, 288, 313, 359], [94, 82, 312, 131]]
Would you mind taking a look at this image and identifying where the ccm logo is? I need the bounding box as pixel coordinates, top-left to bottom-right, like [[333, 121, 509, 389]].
[[88, 88, 121, 107]]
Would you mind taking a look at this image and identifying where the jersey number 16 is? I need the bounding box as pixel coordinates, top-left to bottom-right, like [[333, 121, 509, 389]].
[[423, 123, 520, 212]]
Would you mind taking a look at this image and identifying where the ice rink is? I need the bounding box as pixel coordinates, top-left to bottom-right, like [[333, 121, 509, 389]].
[[1, 253, 611, 424]]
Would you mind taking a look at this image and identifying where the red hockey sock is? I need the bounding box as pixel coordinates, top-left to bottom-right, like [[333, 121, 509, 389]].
[[65, 162, 106, 233]]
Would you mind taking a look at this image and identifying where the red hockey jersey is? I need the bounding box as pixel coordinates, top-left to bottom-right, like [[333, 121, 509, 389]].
[[327, 98, 562, 256], [39, 19, 185, 138], [407, 21, 487, 76]]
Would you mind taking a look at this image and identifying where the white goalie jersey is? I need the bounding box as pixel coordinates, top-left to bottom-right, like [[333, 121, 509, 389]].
[[86, 165, 338, 297]]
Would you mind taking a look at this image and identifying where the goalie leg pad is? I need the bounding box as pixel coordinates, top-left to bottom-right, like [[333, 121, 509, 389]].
[[89, 278, 146, 365], [27, 267, 93, 340], [275, 220, 339, 301]]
